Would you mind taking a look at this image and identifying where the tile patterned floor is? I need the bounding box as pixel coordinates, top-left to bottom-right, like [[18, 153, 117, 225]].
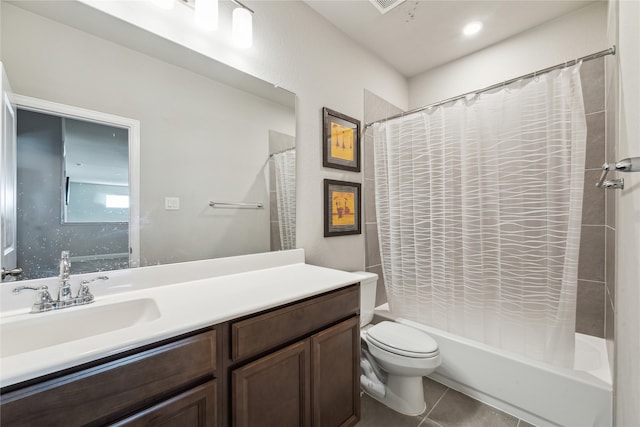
[[356, 378, 537, 427]]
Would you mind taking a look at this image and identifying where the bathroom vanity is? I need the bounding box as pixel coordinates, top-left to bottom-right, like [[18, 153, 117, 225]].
[[0, 250, 361, 426]]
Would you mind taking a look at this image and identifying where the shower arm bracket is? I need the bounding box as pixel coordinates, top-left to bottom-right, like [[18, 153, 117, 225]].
[[595, 157, 640, 190]]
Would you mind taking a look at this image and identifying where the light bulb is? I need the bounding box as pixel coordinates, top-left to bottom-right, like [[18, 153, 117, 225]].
[[232, 7, 253, 49], [462, 21, 483, 37], [195, 0, 218, 31]]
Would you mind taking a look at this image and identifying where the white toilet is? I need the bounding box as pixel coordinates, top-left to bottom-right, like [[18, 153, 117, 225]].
[[355, 272, 441, 416]]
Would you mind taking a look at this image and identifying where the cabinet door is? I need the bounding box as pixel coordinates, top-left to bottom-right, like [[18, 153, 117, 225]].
[[311, 317, 360, 427], [232, 340, 311, 427], [112, 380, 217, 427]]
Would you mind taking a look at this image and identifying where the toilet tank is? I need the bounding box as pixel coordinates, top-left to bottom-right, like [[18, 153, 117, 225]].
[[352, 271, 379, 327]]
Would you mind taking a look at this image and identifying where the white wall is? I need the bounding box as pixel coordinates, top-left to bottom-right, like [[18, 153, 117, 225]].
[[59, 0, 408, 272], [249, 1, 409, 271], [1, 4, 297, 266], [612, 0, 640, 424], [408, 2, 608, 109]]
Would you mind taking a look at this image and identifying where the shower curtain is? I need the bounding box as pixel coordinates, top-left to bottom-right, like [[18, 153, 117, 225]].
[[373, 64, 586, 367], [273, 149, 296, 250]]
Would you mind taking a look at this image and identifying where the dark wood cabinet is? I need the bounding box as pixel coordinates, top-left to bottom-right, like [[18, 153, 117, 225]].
[[1, 284, 360, 427], [226, 285, 360, 427], [230, 285, 360, 362], [232, 340, 311, 427], [311, 317, 360, 427], [0, 329, 218, 427], [229, 317, 360, 427], [112, 380, 218, 427]]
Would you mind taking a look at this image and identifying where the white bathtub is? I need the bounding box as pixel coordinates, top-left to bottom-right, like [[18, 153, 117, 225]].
[[375, 305, 612, 427]]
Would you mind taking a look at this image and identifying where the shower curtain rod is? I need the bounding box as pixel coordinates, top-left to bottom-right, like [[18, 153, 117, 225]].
[[364, 46, 616, 129]]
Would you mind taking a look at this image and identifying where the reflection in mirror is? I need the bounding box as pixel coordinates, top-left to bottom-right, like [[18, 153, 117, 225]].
[[63, 118, 129, 224], [269, 131, 296, 251], [1, 2, 296, 281], [16, 109, 132, 280]]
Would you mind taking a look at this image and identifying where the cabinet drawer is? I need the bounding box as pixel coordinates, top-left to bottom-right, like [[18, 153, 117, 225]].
[[0, 329, 216, 426], [112, 380, 217, 427], [231, 285, 358, 361]]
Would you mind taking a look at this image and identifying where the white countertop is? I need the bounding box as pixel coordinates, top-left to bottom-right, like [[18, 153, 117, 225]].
[[0, 250, 362, 388]]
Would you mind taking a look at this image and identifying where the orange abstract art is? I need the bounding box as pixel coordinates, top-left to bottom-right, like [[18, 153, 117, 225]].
[[331, 191, 356, 226], [330, 121, 355, 162], [323, 107, 360, 172], [324, 179, 361, 237]]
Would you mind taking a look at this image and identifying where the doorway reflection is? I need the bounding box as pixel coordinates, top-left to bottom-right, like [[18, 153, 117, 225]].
[[16, 109, 129, 279]]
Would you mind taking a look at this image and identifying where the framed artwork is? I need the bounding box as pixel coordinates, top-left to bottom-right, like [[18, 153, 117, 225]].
[[322, 107, 361, 172], [324, 179, 361, 237]]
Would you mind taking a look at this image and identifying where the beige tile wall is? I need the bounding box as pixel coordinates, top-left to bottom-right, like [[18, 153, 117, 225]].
[[604, 53, 617, 373], [577, 57, 611, 339], [363, 90, 403, 307]]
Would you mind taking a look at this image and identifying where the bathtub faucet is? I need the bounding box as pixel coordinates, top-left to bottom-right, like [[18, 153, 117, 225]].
[[596, 156, 640, 190]]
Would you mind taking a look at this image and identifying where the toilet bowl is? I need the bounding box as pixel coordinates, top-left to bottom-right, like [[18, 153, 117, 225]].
[[354, 272, 441, 416]]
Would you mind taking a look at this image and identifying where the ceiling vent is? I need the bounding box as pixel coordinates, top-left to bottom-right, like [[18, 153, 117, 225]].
[[369, 0, 406, 15]]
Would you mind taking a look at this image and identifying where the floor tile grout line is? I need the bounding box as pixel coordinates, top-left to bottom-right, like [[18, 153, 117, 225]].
[[417, 415, 444, 427], [423, 386, 449, 422]]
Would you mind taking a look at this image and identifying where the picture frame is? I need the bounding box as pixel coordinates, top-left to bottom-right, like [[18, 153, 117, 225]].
[[324, 179, 361, 237], [322, 107, 361, 172]]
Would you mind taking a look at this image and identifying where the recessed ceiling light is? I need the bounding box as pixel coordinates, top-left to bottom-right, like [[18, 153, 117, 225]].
[[463, 21, 483, 37]]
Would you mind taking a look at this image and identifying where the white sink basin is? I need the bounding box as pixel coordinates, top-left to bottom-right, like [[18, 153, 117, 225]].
[[0, 298, 161, 358]]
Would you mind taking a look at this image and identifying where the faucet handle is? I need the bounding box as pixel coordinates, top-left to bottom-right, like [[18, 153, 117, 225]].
[[13, 285, 54, 309], [79, 276, 109, 286], [77, 276, 109, 301]]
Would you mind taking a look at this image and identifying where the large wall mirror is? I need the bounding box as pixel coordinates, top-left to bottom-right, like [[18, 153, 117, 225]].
[[0, 1, 296, 281]]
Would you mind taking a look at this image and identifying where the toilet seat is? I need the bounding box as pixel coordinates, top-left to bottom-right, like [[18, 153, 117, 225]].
[[366, 321, 439, 358]]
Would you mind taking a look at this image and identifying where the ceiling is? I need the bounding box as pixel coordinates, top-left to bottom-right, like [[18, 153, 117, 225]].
[[304, 0, 596, 78]]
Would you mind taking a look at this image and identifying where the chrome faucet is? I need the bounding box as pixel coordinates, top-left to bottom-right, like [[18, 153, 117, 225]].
[[58, 250, 73, 302], [13, 251, 109, 313]]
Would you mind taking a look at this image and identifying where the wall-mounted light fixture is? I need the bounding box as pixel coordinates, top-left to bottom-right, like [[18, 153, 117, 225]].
[[150, 0, 254, 48], [232, 2, 253, 49]]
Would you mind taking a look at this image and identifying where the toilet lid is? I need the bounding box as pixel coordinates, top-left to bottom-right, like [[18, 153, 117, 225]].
[[366, 321, 439, 358]]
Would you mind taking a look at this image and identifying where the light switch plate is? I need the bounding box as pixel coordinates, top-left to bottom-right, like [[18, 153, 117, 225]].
[[165, 197, 180, 210]]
